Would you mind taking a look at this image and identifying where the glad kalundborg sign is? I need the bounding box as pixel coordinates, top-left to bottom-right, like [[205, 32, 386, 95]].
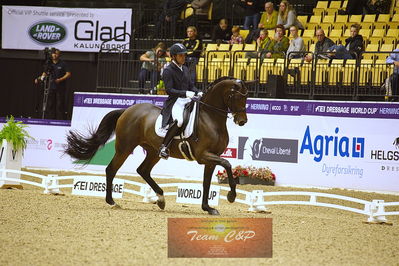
[[2, 5, 131, 52]]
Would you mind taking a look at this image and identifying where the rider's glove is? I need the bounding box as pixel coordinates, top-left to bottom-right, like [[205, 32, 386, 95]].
[[186, 91, 195, 99], [196, 92, 203, 97]]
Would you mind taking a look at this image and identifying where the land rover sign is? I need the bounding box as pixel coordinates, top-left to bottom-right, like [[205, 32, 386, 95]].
[[29, 21, 66, 44]]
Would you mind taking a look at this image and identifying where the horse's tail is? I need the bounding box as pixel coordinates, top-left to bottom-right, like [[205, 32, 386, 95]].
[[64, 109, 125, 162]]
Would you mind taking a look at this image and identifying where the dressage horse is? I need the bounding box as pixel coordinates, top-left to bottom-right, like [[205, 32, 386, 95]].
[[65, 77, 250, 215]]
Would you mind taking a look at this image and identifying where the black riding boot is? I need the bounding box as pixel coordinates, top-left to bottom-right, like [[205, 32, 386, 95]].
[[159, 122, 181, 159]]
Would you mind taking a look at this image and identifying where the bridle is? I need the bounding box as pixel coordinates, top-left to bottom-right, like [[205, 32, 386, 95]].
[[195, 81, 248, 116]]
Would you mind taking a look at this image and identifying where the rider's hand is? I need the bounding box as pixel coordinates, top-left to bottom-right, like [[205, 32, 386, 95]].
[[186, 91, 195, 98], [197, 92, 203, 97]]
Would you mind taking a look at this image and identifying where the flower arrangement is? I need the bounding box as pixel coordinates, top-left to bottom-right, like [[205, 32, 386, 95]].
[[216, 165, 276, 185], [0, 116, 32, 152]]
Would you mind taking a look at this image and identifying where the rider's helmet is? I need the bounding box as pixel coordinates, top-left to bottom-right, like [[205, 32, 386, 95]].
[[169, 43, 188, 56]]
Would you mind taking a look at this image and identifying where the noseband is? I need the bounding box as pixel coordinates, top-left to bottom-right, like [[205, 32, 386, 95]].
[[196, 80, 248, 115]]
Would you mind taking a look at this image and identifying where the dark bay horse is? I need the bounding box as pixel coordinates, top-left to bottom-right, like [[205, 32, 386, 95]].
[[65, 77, 250, 215]]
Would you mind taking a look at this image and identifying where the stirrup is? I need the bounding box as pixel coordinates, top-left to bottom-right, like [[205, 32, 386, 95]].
[[159, 145, 170, 160]]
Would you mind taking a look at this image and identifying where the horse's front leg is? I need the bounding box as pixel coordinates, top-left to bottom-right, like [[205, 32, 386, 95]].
[[202, 164, 219, 215], [199, 152, 237, 205]]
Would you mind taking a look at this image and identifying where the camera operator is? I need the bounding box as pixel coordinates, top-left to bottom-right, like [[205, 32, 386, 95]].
[[35, 48, 71, 120]]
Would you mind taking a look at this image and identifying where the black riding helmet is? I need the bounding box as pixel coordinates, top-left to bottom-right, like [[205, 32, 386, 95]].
[[169, 43, 187, 56]]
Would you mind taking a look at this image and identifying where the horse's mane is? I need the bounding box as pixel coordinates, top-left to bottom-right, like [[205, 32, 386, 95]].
[[205, 76, 236, 94]]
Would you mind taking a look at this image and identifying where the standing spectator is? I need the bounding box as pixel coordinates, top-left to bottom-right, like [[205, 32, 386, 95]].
[[245, 2, 278, 44], [237, 0, 263, 30], [304, 28, 335, 62], [34, 48, 71, 120], [138, 42, 167, 93], [386, 48, 399, 101], [212, 18, 232, 44], [182, 26, 203, 82], [229, 26, 244, 44], [286, 25, 305, 58], [155, 0, 187, 38], [264, 24, 289, 59], [277, 0, 304, 30]]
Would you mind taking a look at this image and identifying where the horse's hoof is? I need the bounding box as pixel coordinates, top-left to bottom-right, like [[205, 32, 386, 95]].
[[157, 200, 165, 210], [111, 204, 121, 209], [227, 191, 236, 203], [208, 209, 220, 215], [106, 198, 115, 206]]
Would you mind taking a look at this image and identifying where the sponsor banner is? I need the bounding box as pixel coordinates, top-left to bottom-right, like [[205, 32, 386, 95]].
[[2, 6, 131, 52], [72, 176, 124, 198], [168, 218, 272, 258], [176, 183, 220, 206]]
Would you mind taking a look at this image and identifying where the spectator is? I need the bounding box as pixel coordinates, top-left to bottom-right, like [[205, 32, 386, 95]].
[[325, 24, 364, 60], [138, 42, 167, 93], [264, 24, 289, 59], [34, 48, 71, 120], [338, 0, 366, 15], [245, 2, 278, 44], [182, 26, 203, 82], [155, 0, 187, 38], [365, 0, 391, 14], [286, 25, 305, 59], [304, 28, 334, 62], [184, 0, 212, 29], [386, 48, 399, 101], [277, 0, 304, 30], [245, 29, 273, 61], [259, 2, 279, 30], [229, 26, 244, 44], [211, 18, 232, 44], [237, 0, 263, 30]]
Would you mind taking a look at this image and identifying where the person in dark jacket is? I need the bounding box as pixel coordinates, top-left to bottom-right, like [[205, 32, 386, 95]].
[[182, 26, 203, 83], [156, 0, 188, 38], [344, 23, 364, 59], [159, 43, 202, 159], [211, 18, 232, 44], [304, 29, 335, 62], [237, 0, 263, 30]]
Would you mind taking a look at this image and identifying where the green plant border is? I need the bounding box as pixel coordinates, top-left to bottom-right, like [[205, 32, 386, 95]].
[[0, 116, 33, 152]]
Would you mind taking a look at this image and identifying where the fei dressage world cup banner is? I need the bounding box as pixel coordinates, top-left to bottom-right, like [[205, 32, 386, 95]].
[[2, 5, 131, 52]]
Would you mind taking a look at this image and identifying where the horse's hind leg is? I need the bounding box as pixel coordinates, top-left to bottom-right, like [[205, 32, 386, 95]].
[[105, 150, 131, 206], [136, 148, 165, 209]]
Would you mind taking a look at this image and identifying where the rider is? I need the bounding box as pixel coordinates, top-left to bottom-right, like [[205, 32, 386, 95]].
[[159, 43, 203, 159]]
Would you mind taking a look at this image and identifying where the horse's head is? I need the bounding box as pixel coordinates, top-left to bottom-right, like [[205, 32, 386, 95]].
[[225, 79, 250, 126]]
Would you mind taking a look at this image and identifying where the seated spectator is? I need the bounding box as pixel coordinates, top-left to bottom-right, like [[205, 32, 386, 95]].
[[386, 48, 399, 100], [245, 29, 273, 61], [212, 18, 232, 44], [325, 24, 364, 60], [245, 2, 278, 44], [286, 25, 305, 59], [229, 26, 244, 44], [338, 0, 366, 14], [277, 0, 304, 30], [138, 42, 167, 93], [184, 0, 213, 29], [182, 26, 203, 82], [237, 0, 263, 30], [264, 24, 289, 59], [365, 0, 391, 14], [304, 28, 335, 62]]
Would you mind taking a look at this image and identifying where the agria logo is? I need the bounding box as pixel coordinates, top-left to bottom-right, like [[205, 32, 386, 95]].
[[300, 126, 365, 162], [29, 21, 66, 44]]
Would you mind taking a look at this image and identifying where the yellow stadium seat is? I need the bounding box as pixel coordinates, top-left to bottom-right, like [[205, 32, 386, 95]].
[[325, 8, 339, 16], [268, 30, 275, 39], [297, 15, 308, 28], [359, 28, 371, 39], [377, 44, 393, 60], [329, 59, 344, 86], [349, 15, 362, 23], [329, 1, 342, 9], [329, 29, 343, 38], [244, 43, 256, 51], [231, 43, 243, 52], [307, 15, 322, 30], [373, 14, 389, 29], [392, 14, 399, 22], [286, 58, 302, 85], [218, 43, 230, 51], [259, 58, 275, 83], [342, 59, 357, 85], [322, 15, 335, 24], [343, 28, 350, 38], [302, 29, 315, 38], [309, 43, 316, 52], [363, 43, 379, 59], [368, 29, 385, 44], [363, 14, 377, 23], [336, 15, 349, 23], [205, 43, 218, 51], [358, 59, 373, 86], [385, 29, 399, 45], [342, 0, 348, 9], [314, 59, 329, 85], [232, 58, 247, 80], [207, 58, 224, 82]]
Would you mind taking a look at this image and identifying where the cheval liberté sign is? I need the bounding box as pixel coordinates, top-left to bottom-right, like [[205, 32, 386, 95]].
[[2, 6, 131, 52], [72, 176, 124, 198]]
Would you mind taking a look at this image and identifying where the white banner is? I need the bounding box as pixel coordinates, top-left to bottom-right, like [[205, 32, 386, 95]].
[[72, 176, 124, 198], [2, 5, 131, 52], [176, 183, 220, 206]]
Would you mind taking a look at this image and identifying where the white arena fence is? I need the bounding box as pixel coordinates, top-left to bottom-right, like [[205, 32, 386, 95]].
[[1, 168, 399, 224]]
